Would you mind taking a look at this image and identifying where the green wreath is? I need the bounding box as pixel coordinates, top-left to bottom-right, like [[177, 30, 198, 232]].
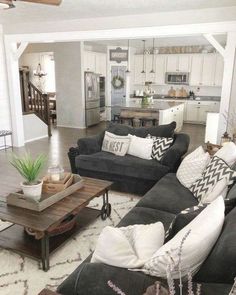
[[111, 75, 125, 89]]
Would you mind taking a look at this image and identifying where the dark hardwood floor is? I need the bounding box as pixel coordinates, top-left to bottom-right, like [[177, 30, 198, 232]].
[[0, 122, 108, 198], [0, 122, 205, 199]]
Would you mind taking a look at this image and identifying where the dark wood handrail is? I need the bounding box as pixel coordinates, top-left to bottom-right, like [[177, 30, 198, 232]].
[[22, 81, 52, 137]]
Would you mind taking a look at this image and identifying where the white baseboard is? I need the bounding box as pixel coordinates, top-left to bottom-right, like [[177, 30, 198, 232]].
[[57, 124, 86, 129], [24, 135, 48, 143]]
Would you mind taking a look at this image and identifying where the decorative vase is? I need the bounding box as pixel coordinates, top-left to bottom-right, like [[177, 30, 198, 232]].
[[20, 180, 43, 201]]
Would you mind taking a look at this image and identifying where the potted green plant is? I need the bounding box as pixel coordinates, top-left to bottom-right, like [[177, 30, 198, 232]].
[[10, 153, 46, 201]]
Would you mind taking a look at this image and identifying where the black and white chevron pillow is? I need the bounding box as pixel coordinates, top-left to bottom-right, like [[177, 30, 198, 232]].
[[165, 204, 205, 242], [147, 135, 173, 161], [189, 156, 236, 201]]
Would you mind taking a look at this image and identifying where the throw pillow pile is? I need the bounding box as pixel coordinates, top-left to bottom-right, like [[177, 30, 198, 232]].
[[91, 197, 225, 280], [101, 131, 173, 160], [177, 143, 236, 204]]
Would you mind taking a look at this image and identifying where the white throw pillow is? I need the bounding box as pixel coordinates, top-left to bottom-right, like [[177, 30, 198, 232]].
[[200, 178, 228, 204], [127, 134, 153, 160], [102, 131, 130, 156], [91, 222, 165, 269], [142, 196, 225, 278], [215, 142, 236, 167], [177, 146, 210, 188]]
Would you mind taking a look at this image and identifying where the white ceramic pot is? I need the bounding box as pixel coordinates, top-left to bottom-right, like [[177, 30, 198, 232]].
[[20, 180, 43, 201]]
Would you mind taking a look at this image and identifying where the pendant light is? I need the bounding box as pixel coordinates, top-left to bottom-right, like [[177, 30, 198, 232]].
[[141, 40, 146, 74], [150, 38, 155, 74], [125, 39, 131, 75]]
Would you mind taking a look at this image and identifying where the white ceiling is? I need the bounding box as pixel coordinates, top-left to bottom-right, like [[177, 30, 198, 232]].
[[0, 0, 236, 24]]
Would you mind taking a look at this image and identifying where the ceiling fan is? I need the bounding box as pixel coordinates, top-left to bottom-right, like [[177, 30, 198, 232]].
[[0, 0, 62, 9]]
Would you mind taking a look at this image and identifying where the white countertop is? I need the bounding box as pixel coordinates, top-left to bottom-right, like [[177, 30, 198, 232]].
[[110, 101, 184, 111]]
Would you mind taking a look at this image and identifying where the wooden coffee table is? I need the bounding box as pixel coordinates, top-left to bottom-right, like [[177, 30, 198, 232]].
[[0, 177, 112, 271]]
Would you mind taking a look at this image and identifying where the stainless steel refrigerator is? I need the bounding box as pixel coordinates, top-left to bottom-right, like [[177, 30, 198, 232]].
[[85, 72, 100, 127]]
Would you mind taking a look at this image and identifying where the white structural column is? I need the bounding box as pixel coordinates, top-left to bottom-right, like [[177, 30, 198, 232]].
[[218, 32, 236, 142], [4, 41, 26, 147]]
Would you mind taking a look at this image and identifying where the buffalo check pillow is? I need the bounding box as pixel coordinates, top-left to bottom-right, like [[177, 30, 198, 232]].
[[147, 135, 173, 161], [189, 156, 236, 202]]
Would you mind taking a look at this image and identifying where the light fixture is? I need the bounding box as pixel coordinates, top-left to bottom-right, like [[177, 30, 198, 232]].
[[125, 39, 131, 75], [141, 40, 146, 74], [33, 63, 47, 78], [150, 38, 155, 74], [0, 0, 15, 9]]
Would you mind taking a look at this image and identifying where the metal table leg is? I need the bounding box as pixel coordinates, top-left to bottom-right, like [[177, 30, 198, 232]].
[[101, 190, 111, 220], [41, 234, 50, 271]]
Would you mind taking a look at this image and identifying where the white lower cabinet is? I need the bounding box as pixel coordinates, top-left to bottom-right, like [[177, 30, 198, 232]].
[[159, 103, 184, 131], [185, 101, 220, 124]]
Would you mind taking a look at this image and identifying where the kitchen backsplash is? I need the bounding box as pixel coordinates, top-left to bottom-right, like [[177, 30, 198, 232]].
[[131, 84, 222, 97]]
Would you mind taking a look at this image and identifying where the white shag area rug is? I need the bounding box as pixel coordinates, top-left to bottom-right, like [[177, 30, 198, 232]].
[[0, 192, 139, 295]]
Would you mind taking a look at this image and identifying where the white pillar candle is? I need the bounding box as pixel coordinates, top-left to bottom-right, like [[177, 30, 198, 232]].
[[51, 173, 60, 182]]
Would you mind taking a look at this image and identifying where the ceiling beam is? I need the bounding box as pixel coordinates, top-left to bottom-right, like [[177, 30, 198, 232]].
[[203, 34, 225, 57], [5, 21, 236, 44], [13, 42, 28, 60]]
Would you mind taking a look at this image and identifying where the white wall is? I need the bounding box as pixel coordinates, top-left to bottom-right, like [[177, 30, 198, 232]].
[[20, 52, 56, 92], [0, 27, 11, 147], [23, 114, 48, 142], [21, 42, 85, 128], [54, 42, 84, 128]]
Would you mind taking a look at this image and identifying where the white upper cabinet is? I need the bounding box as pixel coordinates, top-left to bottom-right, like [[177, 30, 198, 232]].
[[190, 54, 203, 86], [84, 51, 96, 72], [166, 55, 178, 72], [134, 55, 145, 85], [155, 55, 166, 85], [178, 55, 190, 72], [95, 53, 107, 76], [201, 54, 215, 86], [214, 54, 224, 86], [166, 54, 190, 72], [133, 53, 224, 87]]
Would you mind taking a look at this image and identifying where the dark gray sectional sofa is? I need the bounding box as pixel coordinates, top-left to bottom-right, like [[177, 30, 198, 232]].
[[59, 122, 236, 295], [68, 122, 190, 194], [57, 173, 236, 295]]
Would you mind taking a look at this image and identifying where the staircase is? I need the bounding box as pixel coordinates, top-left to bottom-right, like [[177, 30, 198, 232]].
[[21, 81, 52, 137]]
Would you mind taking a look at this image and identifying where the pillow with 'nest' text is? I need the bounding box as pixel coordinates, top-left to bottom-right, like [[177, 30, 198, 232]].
[[102, 131, 130, 156]]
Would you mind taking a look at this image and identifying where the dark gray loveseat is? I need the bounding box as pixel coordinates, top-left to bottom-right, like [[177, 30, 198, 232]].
[[57, 173, 236, 295], [68, 121, 190, 194]]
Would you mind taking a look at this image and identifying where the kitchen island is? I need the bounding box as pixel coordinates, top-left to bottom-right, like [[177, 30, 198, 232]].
[[112, 100, 185, 131]]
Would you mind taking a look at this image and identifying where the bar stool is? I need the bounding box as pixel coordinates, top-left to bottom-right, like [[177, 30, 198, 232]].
[[0, 130, 13, 151], [119, 116, 134, 126], [113, 114, 120, 123], [139, 118, 157, 127]]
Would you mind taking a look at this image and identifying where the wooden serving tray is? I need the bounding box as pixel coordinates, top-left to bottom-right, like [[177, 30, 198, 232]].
[[6, 174, 84, 212], [43, 173, 73, 193]]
